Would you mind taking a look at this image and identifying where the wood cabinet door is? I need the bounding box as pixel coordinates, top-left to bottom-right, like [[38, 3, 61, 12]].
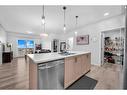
[[81, 53, 91, 75], [64, 57, 75, 88], [74, 55, 82, 80], [85, 53, 91, 72], [81, 54, 87, 75]]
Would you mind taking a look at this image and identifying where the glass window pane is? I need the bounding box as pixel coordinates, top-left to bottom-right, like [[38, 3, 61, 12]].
[[27, 40, 34, 48], [18, 40, 26, 48]]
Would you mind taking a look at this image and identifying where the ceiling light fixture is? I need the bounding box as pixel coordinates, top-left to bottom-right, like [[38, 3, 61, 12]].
[[104, 12, 109, 16], [42, 5, 46, 33], [40, 5, 48, 37], [63, 6, 67, 32], [42, 5, 45, 24], [75, 16, 78, 35], [27, 31, 33, 34], [40, 33, 48, 37]]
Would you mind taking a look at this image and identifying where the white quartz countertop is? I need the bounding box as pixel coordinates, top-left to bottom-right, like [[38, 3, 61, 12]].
[[27, 51, 90, 64]]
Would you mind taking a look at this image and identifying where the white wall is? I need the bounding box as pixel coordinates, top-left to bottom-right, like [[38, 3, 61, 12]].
[[59, 14, 125, 66], [0, 25, 6, 64], [0, 25, 6, 43], [104, 28, 125, 38], [7, 32, 42, 57], [7, 32, 60, 57], [41, 33, 60, 50]]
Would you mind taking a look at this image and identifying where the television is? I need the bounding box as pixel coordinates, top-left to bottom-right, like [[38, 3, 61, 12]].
[[27, 40, 34, 48], [18, 40, 26, 48]]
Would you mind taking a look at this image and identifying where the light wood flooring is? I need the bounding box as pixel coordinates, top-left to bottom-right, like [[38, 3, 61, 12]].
[[0, 58, 29, 89], [0, 57, 123, 89], [86, 63, 123, 89]]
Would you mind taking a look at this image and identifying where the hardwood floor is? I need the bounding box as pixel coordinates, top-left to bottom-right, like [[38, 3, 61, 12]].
[[0, 58, 29, 89], [86, 63, 123, 89], [0, 58, 123, 89]]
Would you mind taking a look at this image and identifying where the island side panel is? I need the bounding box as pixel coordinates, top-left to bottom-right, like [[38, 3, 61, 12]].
[[64, 53, 91, 88], [29, 58, 38, 89]]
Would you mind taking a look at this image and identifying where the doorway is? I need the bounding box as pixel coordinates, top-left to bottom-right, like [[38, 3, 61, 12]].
[[101, 28, 125, 66]]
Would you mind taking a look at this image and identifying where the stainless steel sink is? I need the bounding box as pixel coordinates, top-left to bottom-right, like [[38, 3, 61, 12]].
[[58, 52, 76, 56]]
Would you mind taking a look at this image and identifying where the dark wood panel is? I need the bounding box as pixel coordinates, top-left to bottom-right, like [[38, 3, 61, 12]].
[[2, 52, 13, 63]]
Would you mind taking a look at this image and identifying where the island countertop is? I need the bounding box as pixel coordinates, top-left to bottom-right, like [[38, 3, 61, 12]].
[[27, 51, 90, 64]]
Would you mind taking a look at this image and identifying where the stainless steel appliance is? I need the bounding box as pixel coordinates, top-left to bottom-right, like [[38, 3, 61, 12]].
[[60, 42, 66, 52], [52, 39, 59, 52], [38, 59, 64, 89]]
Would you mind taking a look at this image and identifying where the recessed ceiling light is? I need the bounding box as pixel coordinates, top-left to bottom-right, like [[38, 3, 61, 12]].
[[104, 12, 109, 16], [40, 33, 48, 37], [27, 31, 33, 34]]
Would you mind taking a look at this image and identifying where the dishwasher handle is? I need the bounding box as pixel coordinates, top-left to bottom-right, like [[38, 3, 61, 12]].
[[38, 64, 46, 70], [38, 61, 64, 70]]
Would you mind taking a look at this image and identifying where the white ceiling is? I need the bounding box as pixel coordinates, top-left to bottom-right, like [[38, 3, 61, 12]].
[[0, 5, 123, 35]]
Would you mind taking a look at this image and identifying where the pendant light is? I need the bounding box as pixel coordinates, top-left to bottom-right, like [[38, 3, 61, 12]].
[[42, 5, 45, 33], [42, 5, 45, 24], [63, 6, 67, 31], [75, 16, 78, 35], [40, 5, 48, 37], [40, 22, 48, 37]]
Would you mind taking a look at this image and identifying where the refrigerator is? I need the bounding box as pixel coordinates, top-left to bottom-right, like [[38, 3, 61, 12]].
[[0, 42, 3, 64]]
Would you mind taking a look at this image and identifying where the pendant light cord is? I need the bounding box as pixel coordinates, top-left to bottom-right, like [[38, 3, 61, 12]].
[[63, 6, 66, 28], [43, 5, 45, 32], [44, 23, 45, 32], [42, 5, 44, 17], [76, 16, 78, 28], [64, 8, 65, 26]]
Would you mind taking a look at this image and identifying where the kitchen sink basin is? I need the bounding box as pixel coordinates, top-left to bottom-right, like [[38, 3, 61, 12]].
[[58, 52, 76, 56]]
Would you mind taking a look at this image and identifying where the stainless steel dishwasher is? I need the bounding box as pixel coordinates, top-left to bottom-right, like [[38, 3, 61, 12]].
[[38, 59, 64, 89]]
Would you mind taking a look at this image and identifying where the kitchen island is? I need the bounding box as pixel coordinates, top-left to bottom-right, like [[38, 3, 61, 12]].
[[28, 51, 91, 89]]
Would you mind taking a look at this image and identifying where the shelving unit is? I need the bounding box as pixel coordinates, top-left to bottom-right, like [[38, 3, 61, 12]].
[[104, 37, 124, 64], [102, 28, 125, 65]]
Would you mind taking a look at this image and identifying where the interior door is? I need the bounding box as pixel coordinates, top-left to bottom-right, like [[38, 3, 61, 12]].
[[101, 32, 105, 66], [119, 28, 125, 66]]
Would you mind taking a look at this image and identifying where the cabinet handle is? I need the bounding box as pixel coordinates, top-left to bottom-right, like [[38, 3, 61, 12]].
[[86, 54, 89, 58], [75, 57, 77, 63]]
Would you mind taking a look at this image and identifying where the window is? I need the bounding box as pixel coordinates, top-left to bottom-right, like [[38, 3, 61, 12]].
[[18, 40, 26, 48], [27, 40, 34, 48], [18, 40, 34, 48]]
